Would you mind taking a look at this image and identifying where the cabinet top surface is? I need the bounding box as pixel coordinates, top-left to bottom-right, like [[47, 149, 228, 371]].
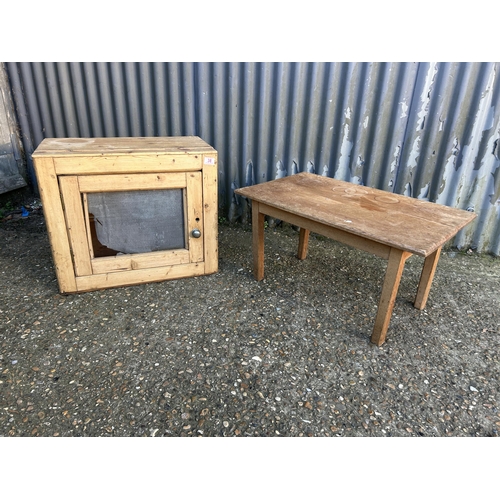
[[32, 136, 216, 157], [235, 173, 476, 256]]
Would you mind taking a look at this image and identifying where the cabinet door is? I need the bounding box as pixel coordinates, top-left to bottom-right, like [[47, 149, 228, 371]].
[[59, 171, 205, 291]]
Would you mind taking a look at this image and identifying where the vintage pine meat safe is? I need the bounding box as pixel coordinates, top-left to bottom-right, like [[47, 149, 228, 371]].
[[32, 136, 218, 293]]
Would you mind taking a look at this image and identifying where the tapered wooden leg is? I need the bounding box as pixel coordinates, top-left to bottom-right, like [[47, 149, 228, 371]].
[[414, 247, 442, 310], [297, 228, 310, 260], [371, 247, 410, 346], [252, 201, 265, 281]]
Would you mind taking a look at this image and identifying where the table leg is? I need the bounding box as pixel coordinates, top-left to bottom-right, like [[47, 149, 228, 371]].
[[297, 228, 310, 260], [371, 247, 409, 346], [252, 201, 265, 281], [414, 247, 442, 310]]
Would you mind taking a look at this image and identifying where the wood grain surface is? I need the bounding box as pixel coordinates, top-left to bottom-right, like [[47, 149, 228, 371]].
[[235, 173, 476, 257], [32, 136, 216, 157]]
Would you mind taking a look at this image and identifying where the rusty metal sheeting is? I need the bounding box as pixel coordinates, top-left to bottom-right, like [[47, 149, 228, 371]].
[[5, 62, 500, 255]]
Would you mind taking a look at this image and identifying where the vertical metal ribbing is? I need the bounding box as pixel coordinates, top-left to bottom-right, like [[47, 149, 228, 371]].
[[226, 62, 242, 221], [138, 62, 155, 137], [69, 63, 91, 137], [255, 63, 274, 184], [5, 63, 36, 187], [211, 62, 227, 206], [182, 62, 197, 136], [153, 62, 168, 137], [123, 62, 139, 137], [30, 62, 54, 139], [95, 62, 116, 136], [240, 62, 256, 186], [7, 63, 35, 149], [196, 62, 213, 146], [81, 62, 104, 137], [3, 61, 499, 254], [318, 63, 342, 178], [166, 62, 182, 136], [56, 62, 79, 137], [286, 62, 309, 176], [43, 62, 66, 137], [329, 62, 353, 180]]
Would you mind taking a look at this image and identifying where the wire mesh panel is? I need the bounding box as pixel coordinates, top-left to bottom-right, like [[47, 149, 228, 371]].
[[87, 189, 185, 256]]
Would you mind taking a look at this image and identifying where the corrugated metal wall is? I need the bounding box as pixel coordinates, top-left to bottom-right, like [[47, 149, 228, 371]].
[[0, 64, 27, 193], [5, 62, 500, 255]]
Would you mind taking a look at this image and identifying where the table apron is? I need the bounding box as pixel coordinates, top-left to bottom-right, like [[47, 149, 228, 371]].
[[259, 203, 398, 261]]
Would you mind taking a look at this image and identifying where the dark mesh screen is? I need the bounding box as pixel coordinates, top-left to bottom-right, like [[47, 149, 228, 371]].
[[87, 190, 185, 256]]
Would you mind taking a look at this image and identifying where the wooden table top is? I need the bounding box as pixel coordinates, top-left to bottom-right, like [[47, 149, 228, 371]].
[[32, 136, 216, 157], [235, 173, 476, 257]]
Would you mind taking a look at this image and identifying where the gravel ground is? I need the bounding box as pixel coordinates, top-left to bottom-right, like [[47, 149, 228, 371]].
[[1, 200, 499, 439]]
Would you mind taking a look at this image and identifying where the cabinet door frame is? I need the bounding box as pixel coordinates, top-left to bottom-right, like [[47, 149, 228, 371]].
[[58, 171, 205, 292]]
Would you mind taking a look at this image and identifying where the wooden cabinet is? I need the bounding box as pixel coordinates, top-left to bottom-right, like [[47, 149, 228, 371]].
[[32, 136, 218, 293]]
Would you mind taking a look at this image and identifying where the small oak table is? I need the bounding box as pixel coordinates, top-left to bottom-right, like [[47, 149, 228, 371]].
[[235, 173, 476, 345]]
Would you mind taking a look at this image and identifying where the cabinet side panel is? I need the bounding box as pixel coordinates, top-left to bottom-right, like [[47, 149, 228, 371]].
[[202, 154, 218, 274], [33, 157, 77, 292]]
